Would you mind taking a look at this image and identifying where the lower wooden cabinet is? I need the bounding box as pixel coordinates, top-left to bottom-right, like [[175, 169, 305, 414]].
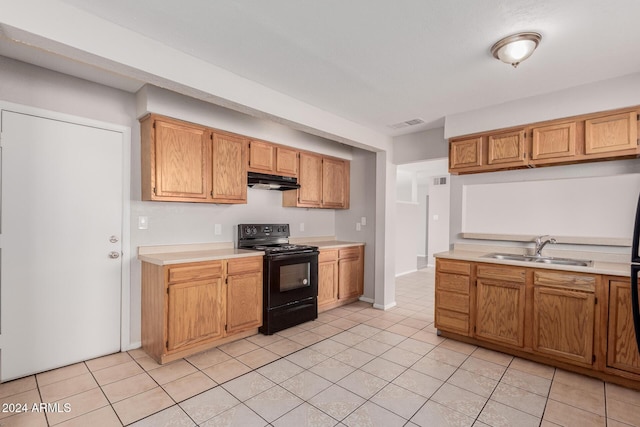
[[607, 277, 640, 376], [142, 256, 262, 364], [475, 265, 526, 348], [532, 271, 597, 367], [434, 259, 640, 388], [318, 245, 364, 312]]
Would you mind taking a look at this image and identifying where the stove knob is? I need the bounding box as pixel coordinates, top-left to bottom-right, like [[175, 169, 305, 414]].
[[244, 226, 252, 235], [251, 227, 257, 235]]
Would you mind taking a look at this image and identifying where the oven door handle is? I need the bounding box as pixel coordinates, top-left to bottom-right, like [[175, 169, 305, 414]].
[[267, 251, 318, 262]]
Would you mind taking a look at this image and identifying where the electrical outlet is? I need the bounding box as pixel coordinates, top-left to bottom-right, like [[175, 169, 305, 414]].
[[214, 224, 222, 235], [361, 216, 367, 226], [300, 223, 305, 232], [356, 222, 361, 231], [138, 216, 148, 230]]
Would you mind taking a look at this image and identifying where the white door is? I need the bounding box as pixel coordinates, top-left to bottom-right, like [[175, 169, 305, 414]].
[[0, 110, 123, 381]]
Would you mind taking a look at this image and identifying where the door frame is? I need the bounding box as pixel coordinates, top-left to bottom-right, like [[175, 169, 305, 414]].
[[0, 100, 132, 351]]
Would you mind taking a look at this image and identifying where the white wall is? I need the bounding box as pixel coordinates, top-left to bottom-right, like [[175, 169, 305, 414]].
[[395, 202, 419, 276], [445, 72, 640, 138], [393, 127, 448, 164]]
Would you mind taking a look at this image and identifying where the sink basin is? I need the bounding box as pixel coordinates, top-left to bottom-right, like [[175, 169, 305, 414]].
[[482, 253, 593, 267]]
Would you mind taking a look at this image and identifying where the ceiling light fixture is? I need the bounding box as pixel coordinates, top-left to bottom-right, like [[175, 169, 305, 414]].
[[491, 32, 541, 68]]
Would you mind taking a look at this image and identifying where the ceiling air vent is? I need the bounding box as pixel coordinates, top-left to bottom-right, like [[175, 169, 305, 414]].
[[388, 118, 425, 129], [433, 176, 447, 186]]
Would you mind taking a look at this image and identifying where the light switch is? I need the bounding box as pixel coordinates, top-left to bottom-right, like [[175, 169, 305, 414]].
[[356, 222, 361, 231], [433, 214, 439, 221], [361, 217, 367, 226], [138, 216, 148, 230], [214, 224, 222, 235], [300, 223, 305, 232]]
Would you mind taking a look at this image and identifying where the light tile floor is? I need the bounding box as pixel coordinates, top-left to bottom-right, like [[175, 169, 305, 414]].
[[2, 268, 640, 426]]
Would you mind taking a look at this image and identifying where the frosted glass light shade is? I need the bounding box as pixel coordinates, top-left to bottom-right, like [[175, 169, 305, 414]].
[[491, 32, 542, 68]]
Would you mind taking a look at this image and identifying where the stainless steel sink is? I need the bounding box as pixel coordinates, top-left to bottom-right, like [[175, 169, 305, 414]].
[[482, 253, 593, 267]]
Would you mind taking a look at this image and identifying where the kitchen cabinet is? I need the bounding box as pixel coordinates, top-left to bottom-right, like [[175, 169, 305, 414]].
[[435, 259, 472, 336], [225, 257, 263, 335], [585, 111, 638, 155], [531, 121, 577, 163], [140, 114, 247, 204], [607, 277, 640, 376], [532, 270, 597, 367], [475, 265, 526, 348], [141, 255, 263, 364], [318, 249, 339, 310], [211, 131, 248, 203], [317, 245, 364, 312], [448, 105, 640, 175], [141, 116, 211, 201], [248, 140, 298, 177], [449, 137, 483, 172], [487, 129, 528, 167], [282, 151, 350, 209]]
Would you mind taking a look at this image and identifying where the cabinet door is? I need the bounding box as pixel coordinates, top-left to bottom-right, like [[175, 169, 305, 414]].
[[226, 271, 263, 335], [475, 278, 525, 347], [318, 250, 339, 310], [608, 278, 640, 375], [338, 247, 363, 300], [435, 272, 471, 336], [533, 286, 595, 366], [487, 130, 527, 166], [449, 137, 482, 171], [296, 152, 323, 207], [276, 146, 298, 177], [322, 157, 349, 209], [167, 278, 224, 352], [585, 112, 638, 155], [248, 140, 275, 174], [531, 122, 576, 161], [211, 132, 247, 203], [152, 119, 210, 201]]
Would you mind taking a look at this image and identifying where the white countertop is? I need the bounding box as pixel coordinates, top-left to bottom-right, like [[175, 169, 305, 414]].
[[435, 249, 631, 277], [138, 242, 264, 266]]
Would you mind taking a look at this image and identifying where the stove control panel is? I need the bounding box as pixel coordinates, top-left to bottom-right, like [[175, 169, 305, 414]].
[[238, 224, 290, 239]]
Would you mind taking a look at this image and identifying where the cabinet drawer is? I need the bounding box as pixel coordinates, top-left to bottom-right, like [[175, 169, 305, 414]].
[[437, 273, 470, 294], [339, 246, 361, 260], [168, 261, 223, 283], [227, 256, 262, 275], [319, 249, 338, 263], [477, 265, 526, 283], [534, 270, 596, 292], [437, 260, 471, 276], [437, 290, 469, 313], [436, 309, 469, 335]]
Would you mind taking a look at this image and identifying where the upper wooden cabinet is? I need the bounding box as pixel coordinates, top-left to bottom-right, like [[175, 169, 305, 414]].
[[141, 115, 247, 204], [283, 151, 350, 209], [247, 140, 298, 177], [531, 121, 577, 163], [487, 129, 527, 167], [211, 132, 247, 203], [450, 137, 482, 171], [585, 112, 638, 155], [449, 106, 640, 174]]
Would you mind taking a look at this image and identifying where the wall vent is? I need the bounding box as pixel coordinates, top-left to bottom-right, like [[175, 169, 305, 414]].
[[433, 176, 447, 186], [388, 118, 425, 129]]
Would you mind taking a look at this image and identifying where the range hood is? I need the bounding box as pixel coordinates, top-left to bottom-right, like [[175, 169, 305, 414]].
[[247, 172, 300, 191]]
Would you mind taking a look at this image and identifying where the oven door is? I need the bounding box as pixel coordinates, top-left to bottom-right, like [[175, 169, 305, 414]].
[[265, 252, 318, 309]]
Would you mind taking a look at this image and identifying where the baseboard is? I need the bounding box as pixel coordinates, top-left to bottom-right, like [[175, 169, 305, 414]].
[[395, 269, 417, 277], [373, 301, 397, 311], [359, 296, 374, 303], [123, 341, 142, 352]]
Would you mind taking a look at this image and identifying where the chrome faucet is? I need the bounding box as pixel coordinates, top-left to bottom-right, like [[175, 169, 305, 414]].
[[534, 235, 557, 256]]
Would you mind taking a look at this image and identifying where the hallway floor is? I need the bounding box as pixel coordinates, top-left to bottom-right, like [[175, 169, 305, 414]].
[[2, 268, 640, 426]]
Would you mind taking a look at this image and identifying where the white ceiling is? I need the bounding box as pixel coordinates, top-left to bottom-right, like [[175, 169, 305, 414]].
[[2, 0, 640, 138]]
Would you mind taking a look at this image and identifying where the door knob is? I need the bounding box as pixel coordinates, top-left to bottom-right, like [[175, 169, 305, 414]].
[[109, 251, 120, 259]]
